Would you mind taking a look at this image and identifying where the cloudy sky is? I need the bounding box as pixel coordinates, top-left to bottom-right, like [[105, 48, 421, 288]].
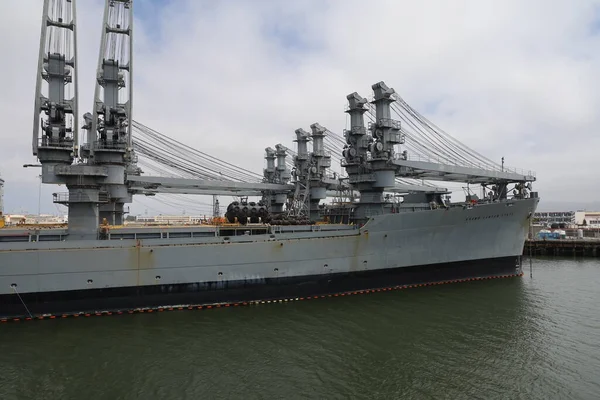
[[1, 0, 599, 216]]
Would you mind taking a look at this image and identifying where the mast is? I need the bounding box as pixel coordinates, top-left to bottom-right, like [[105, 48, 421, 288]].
[[29, 0, 137, 239], [32, 0, 79, 179], [84, 0, 135, 225], [89, 0, 133, 156]]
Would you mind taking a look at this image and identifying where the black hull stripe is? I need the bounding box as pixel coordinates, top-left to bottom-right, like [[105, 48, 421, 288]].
[[1, 256, 522, 320]]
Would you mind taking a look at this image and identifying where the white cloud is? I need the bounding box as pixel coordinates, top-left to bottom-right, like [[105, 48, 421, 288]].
[[1, 0, 600, 215]]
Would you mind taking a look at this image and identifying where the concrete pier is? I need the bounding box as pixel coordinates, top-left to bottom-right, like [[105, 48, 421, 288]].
[[524, 239, 600, 257]]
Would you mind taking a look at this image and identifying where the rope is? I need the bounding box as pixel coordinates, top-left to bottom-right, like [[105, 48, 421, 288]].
[[12, 286, 33, 319]]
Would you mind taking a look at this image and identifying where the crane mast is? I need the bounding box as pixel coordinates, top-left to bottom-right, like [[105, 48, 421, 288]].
[[32, 0, 79, 179], [29, 0, 137, 239], [89, 0, 133, 154], [83, 0, 135, 225]]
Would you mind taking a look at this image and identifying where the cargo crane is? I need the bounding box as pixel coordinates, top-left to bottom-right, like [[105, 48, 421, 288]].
[[285, 124, 332, 220], [37, 0, 139, 237], [337, 81, 537, 219], [341, 86, 408, 219]]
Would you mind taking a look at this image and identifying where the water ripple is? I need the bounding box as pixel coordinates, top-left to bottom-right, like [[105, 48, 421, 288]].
[[1, 258, 600, 399]]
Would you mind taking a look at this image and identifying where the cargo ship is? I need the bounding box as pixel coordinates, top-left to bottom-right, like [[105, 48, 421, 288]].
[[0, 0, 538, 319]]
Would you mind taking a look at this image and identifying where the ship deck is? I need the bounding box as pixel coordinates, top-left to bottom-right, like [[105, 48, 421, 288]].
[[0, 199, 521, 245], [0, 222, 358, 244]]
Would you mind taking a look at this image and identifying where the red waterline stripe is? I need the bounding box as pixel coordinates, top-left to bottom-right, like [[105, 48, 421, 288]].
[[1, 274, 523, 323]]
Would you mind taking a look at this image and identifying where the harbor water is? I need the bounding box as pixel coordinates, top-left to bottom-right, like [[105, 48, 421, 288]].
[[1, 258, 599, 400]]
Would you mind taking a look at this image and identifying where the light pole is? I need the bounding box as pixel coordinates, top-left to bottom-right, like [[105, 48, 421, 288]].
[[38, 174, 42, 216], [23, 164, 42, 216]]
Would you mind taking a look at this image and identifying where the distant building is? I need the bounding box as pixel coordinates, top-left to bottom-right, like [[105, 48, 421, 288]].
[[575, 211, 600, 226], [2, 214, 67, 225], [135, 216, 155, 223], [533, 210, 600, 227], [533, 211, 575, 226]]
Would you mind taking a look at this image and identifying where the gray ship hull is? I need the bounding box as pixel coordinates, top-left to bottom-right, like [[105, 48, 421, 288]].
[[0, 198, 538, 318]]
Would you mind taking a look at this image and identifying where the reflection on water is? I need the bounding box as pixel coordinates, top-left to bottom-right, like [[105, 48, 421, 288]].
[[1, 258, 599, 399]]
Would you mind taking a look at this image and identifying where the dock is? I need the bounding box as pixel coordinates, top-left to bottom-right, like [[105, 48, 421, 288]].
[[524, 239, 600, 257]]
